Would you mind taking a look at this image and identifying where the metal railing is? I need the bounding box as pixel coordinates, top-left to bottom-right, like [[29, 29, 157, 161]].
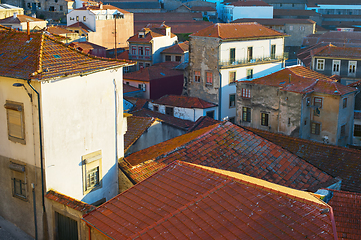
[[219, 53, 288, 67]]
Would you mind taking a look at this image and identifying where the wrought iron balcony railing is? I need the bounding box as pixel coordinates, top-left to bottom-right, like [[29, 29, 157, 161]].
[[219, 53, 288, 67]]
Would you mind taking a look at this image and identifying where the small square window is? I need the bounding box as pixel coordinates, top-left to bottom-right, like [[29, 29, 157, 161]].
[[206, 110, 214, 119], [27, 3, 30, 8], [343, 98, 347, 108], [38, 3, 41, 7], [348, 61, 357, 76], [153, 105, 159, 112], [165, 55, 171, 61], [229, 71, 236, 84], [175, 56, 182, 62], [229, 94, 235, 108], [314, 97, 323, 108], [82, 151, 102, 193], [194, 71, 201, 82], [354, 124, 361, 137], [165, 107, 174, 116], [261, 113, 269, 126], [206, 72, 213, 85], [60, 5, 63, 11], [316, 59, 325, 70], [241, 88, 251, 98], [83, 16, 86, 21], [311, 122, 320, 135], [242, 107, 251, 122], [9, 162, 27, 200], [246, 69, 253, 79], [341, 124, 346, 137], [76, 16, 79, 21], [4, 101, 25, 144]]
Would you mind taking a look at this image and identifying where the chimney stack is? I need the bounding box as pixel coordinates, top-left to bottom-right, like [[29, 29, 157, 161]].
[[27, 21, 30, 40], [289, 74, 291, 83], [13, 12, 18, 18]]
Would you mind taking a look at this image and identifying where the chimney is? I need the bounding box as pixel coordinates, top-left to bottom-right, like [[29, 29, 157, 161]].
[[99, 1, 103, 9], [289, 74, 291, 83], [27, 21, 30, 40], [13, 12, 18, 18]]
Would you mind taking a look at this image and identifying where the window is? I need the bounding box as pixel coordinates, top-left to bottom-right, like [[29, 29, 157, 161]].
[[229, 71, 236, 84], [242, 107, 251, 122], [229, 94, 235, 108], [230, 48, 235, 64], [153, 105, 159, 112], [145, 63, 150, 67], [139, 62, 144, 69], [316, 59, 325, 70], [246, 69, 253, 79], [206, 72, 213, 85], [299, 26, 305, 31], [76, 16, 79, 21], [261, 113, 269, 126], [348, 61, 357, 76], [229, 117, 235, 123], [60, 5, 63, 11], [55, 0, 58, 2], [332, 60, 340, 75], [271, 45, 276, 59], [83, 16, 86, 21], [175, 56, 182, 62], [241, 88, 251, 98], [343, 98, 347, 108], [138, 46, 144, 56], [165, 107, 174, 116], [38, 3, 41, 7], [247, 47, 253, 62], [289, 25, 293, 31], [314, 97, 323, 108], [311, 122, 320, 135], [194, 71, 201, 82], [131, 46, 137, 55], [82, 151, 102, 193], [206, 110, 214, 119], [145, 47, 150, 56], [9, 161, 27, 200], [354, 124, 361, 137], [4, 101, 25, 144], [27, 3, 30, 8], [341, 124, 346, 137], [165, 55, 171, 61]]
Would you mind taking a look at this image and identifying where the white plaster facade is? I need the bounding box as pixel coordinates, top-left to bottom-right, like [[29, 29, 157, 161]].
[[222, 4, 273, 22], [149, 102, 218, 121]]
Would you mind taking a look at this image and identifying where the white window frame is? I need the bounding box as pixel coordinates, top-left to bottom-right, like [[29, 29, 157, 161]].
[[348, 61, 357, 76], [82, 151, 102, 194], [316, 59, 325, 71], [332, 60, 340, 75]]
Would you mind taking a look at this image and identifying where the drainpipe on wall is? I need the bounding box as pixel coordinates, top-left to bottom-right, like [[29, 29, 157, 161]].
[[218, 40, 222, 121], [27, 80, 45, 212], [32, 183, 38, 240]]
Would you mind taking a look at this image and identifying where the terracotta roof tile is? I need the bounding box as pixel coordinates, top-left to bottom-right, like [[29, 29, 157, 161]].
[[66, 22, 92, 33], [135, 21, 214, 35], [187, 116, 220, 132], [161, 41, 189, 54], [245, 127, 361, 193], [122, 122, 335, 190], [47, 26, 73, 35], [190, 6, 216, 11], [46, 190, 95, 214], [314, 45, 361, 59], [190, 22, 286, 40], [124, 116, 156, 152], [130, 108, 194, 131], [302, 31, 361, 48], [245, 66, 357, 96], [0, 29, 134, 80], [123, 83, 141, 93], [0, 15, 45, 24], [124, 62, 182, 82], [274, 9, 321, 17], [75, 4, 129, 13], [84, 161, 337, 239], [124, 97, 148, 111], [325, 189, 361, 239], [233, 18, 316, 25], [297, 43, 333, 67], [153, 95, 217, 109], [69, 41, 107, 51], [117, 49, 129, 60]]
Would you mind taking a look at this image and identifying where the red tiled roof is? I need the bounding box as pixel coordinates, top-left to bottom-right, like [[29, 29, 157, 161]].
[[122, 121, 335, 190], [75, 4, 129, 13], [124, 116, 156, 152], [245, 126, 361, 193], [308, 0, 361, 6], [190, 22, 286, 40], [246, 66, 357, 96], [124, 62, 182, 82], [84, 161, 337, 240], [0, 29, 133, 80], [130, 108, 194, 130], [297, 42, 334, 67], [302, 31, 361, 48], [128, 23, 177, 43], [124, 97, 148, 111], [190, 6, 216, 11], [326, 189, 361, 239], [233, 18, 316, 25], [274, 9, 321, 17], [46, 190, 95, 214], [47, 26, 73, 35], [117, 50, 129, 60], [66, 22, 92, 33], [123, 83, 141, 93], [161, 41, 189, 54], [314, 45, 361, 59], [226, 0, 271, 7], [153, 95, 217, 109], [0, 15, 45, 24], [69, 41, 107, 51], [134, 12, 202, 22], [187, 116, 220, 132]]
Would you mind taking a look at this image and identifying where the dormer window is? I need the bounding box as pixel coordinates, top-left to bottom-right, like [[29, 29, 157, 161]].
[[139, 32, 145, 38]]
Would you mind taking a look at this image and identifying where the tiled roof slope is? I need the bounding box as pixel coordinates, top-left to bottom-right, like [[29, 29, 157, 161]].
[[123, 84, 141, 93], [122, 122, 335, 189], [84, 161, 337, 240], [187, 116, 220, 132], [153, 95, 217, 109], [0, 29, 133, 80], [161, 41, 189, 54], [124, 116, 156, 152], [134, 21, 213, 35], [297, 42, 333, 67], [314, 45, 361, 59], [128, 23, 177, 43], [0, 15, 44, 24], [227, 0, 271, 7], [66, 22, 92, 32], [130, 108, 194, 130], [123, 62, 182, 81], [190, 22, 286, 40], [244, 127, 361, 193], [233, 18, 315, 25], [246, 66, 356, 96], [326, 189, 361, 239], [75, 4, 130, 13], [124, 97, 148, 111], [46, 190, 95, 214], [47, 26, 73, 35]]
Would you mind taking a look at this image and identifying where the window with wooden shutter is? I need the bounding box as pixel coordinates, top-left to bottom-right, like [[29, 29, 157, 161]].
[[4, 101, 25, 144]]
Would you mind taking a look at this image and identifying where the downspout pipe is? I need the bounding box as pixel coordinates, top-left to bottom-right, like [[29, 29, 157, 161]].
[[27, 80, 45, 212]]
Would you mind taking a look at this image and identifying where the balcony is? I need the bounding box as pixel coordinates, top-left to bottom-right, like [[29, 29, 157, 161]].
[[219, 53, 288, 68], [129, 54, 152, 61]]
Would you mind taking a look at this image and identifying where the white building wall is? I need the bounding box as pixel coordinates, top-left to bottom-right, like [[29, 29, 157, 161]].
[[152, 35, 178, 64], [231, 6, 273, 22], [67, 9, 96, 31], [41, 68, 124, 204]]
